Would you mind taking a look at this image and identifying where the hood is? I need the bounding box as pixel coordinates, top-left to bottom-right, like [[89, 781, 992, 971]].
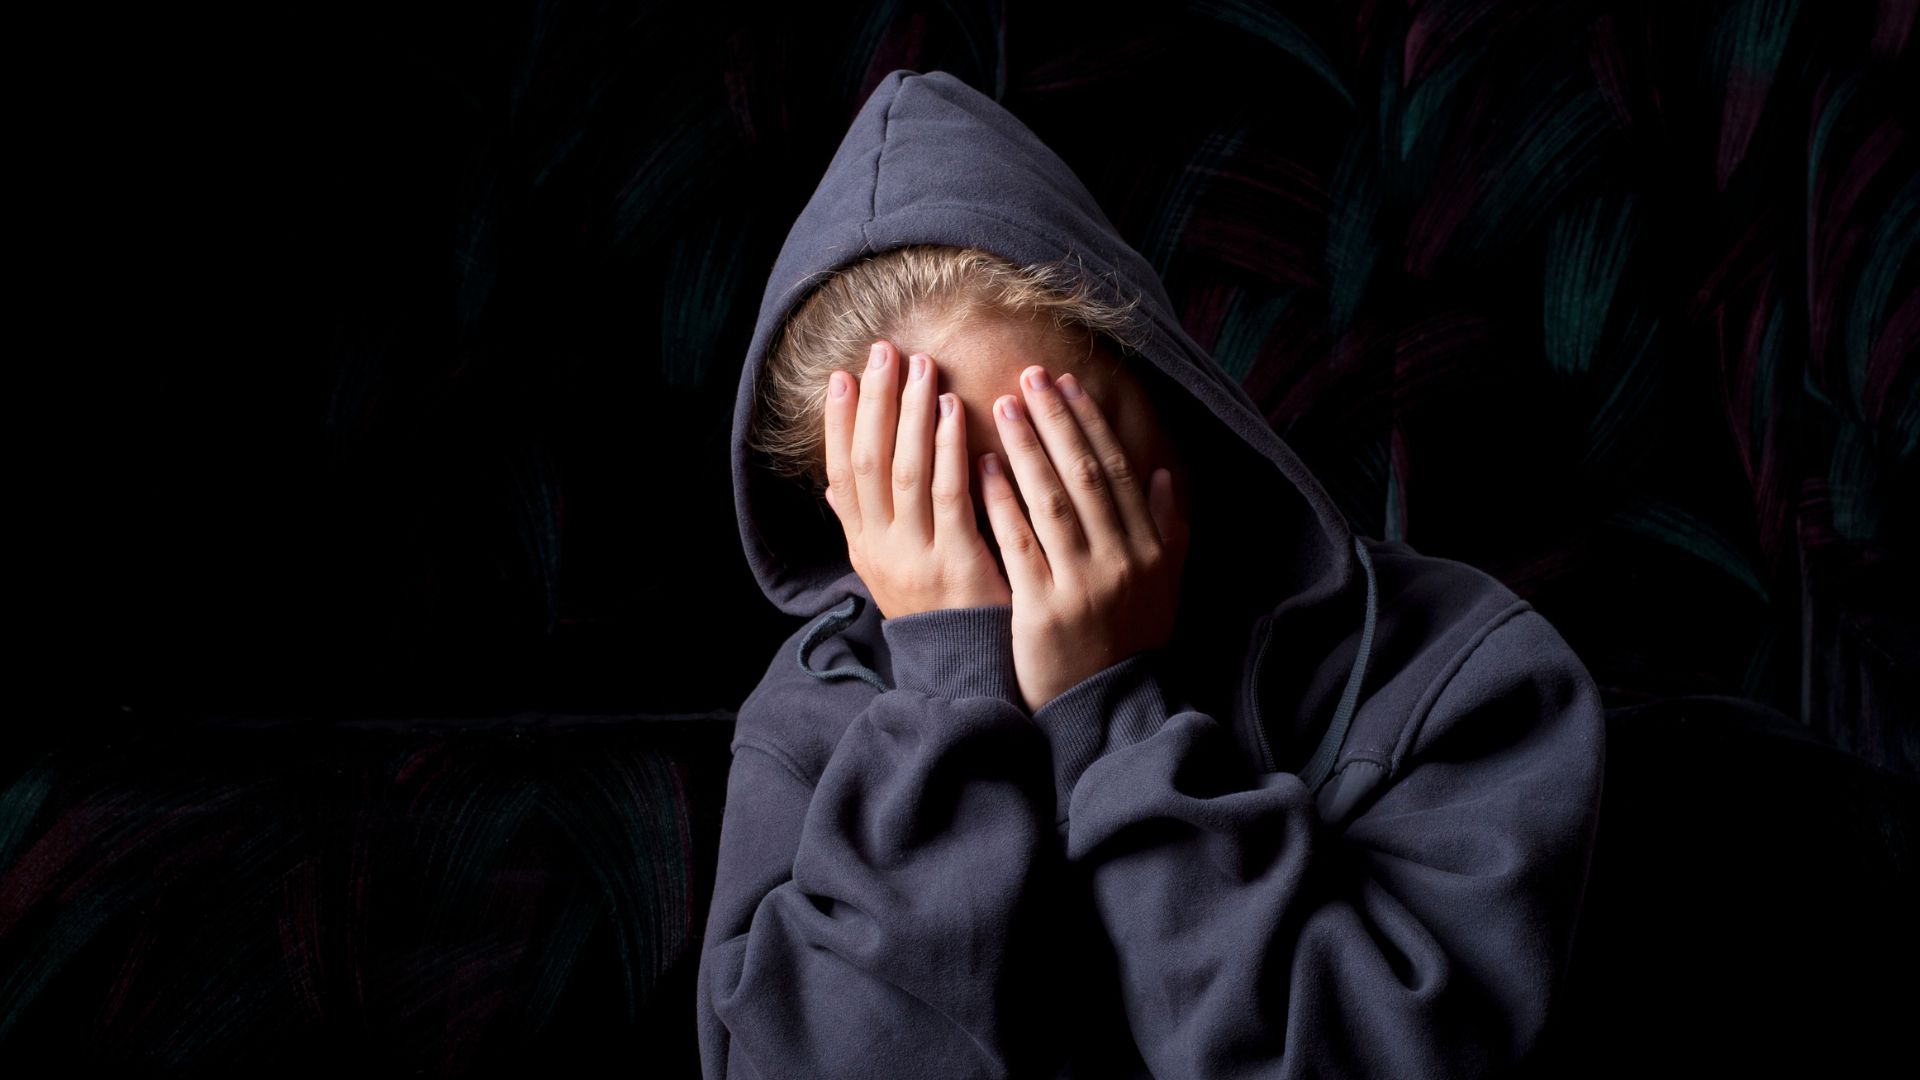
[[730, 68, 1357, 642]]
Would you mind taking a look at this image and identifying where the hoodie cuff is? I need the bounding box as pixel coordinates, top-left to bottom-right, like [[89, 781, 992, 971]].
[[1028, 650, 1170, 825], [879, 604, 1023, 707]]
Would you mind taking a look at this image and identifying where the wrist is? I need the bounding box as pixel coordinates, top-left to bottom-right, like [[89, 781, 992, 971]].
[[1027, 649, 1170, 823], [880, 604, 1024, 706], [1026, 638, 1158, 714]]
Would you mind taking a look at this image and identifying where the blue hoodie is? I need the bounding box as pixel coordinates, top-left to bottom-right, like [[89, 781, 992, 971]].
[[698, 69, 1606, 1079]]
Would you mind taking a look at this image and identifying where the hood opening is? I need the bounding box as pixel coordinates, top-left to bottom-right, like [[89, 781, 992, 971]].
[[731, 69, 1357, 642]]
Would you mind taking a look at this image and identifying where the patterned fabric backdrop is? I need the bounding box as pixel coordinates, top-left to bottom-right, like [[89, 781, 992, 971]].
[[104, 0, 1915, 770], [24, 0, 1915, 1070]]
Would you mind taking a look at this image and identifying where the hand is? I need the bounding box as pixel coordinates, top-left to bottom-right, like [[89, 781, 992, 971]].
[[979, 366, 1190, 715], [823, 338, 1013, 620]]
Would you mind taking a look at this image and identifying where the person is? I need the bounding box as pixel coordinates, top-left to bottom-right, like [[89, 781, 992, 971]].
[[699, 68, 1606, 1079]]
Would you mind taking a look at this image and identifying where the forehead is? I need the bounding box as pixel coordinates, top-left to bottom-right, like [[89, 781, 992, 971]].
[[907, 310, 1125, 392]]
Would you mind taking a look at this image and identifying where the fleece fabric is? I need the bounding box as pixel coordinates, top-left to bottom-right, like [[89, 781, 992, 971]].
[[698, 68, 1606, 1080]]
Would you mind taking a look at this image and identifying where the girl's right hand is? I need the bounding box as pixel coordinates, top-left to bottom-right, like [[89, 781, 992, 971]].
[[823, 338, 1013, 620]]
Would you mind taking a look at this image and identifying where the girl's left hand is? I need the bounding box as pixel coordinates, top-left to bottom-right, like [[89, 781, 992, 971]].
[[980, 365, 1190, 715]]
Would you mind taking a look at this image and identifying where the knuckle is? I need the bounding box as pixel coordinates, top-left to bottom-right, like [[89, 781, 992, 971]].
[[929, 478, 965, 510], [892, 461, 923, 492], [850, 449, 880, 479], [1038, 488, 1075, 522], [1101, 450, 1136, 487], [1136, 540, 1166, 571], [1068, 454, 1105, 490]]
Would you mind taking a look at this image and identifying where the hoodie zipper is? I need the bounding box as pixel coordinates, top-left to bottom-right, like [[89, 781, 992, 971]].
[[1246, 613, 1278, 773]]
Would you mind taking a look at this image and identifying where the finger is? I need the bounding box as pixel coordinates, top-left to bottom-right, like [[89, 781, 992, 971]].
[[1148, 468, 1187, 562], [1020, 366, 1126, 552], [978, 451, 1048, 595], [822, 368, 861, 538], [929, 389, 976, 542], [890, 350, 938, 542], [1152, 468, 1192, 585], [850, 339, 899, 532], [993, 391, 1088, 559], [1053, 372, 1158, 547]]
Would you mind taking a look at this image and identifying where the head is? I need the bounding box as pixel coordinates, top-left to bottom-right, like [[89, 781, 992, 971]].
[[748, 244, 1191, 555]]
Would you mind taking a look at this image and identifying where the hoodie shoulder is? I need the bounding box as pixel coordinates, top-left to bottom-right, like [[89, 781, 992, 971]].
[[731, 597, 889, 786], [1363, 537, 1530, 635], [1328, 534, 1566, 757], [1305, 536, 1595, 824]]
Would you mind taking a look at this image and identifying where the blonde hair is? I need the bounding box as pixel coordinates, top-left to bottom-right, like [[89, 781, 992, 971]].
[[747, 244, 1151, 495]]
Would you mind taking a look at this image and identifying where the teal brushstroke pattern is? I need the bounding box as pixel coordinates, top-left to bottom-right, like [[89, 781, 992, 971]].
[[91, 0, 1917, 1066]]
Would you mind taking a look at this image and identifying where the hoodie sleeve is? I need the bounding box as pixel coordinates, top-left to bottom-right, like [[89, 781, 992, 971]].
[[1031, 601, 1606, 1079], [695, 604, 1067, 1080]]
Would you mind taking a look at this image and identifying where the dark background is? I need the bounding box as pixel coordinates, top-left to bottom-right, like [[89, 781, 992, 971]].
[[100, 0, 1914, 749], [16, 0, 1917, 1073]]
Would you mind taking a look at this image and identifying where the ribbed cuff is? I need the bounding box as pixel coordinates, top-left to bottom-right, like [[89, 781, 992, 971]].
[[879, 604, 1022, 707], [1028, 650, 1170, 826]]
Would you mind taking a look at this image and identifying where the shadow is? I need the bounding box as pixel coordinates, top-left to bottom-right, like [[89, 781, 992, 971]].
[[1516, 694, 1920, 1078]]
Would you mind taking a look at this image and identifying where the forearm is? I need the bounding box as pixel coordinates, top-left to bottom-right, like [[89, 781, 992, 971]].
[[697, 605, 1072, 1080]]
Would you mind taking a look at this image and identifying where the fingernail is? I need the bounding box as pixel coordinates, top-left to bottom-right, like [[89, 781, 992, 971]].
[[939, 394, 954, 418], [1025, 367, 1051, 391], [983, 453, 1001, 475], [1058, 374, 1083, 400], [830, 372, 847, 398], [998, 396, 1023, 422], [869, 342, 886, 370], [909, 354, 925, 381]]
